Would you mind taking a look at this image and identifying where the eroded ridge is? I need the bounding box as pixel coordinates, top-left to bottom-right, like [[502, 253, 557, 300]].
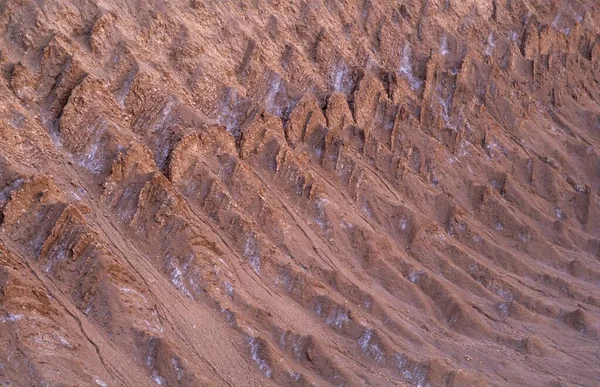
[[0, 0, 599, 386]]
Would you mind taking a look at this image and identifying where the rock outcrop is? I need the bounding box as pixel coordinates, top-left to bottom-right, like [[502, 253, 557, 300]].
[[0, 0, 599, 386]]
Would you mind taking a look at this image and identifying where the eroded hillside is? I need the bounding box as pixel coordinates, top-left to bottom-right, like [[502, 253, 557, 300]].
[[0, 0, 599, 386]]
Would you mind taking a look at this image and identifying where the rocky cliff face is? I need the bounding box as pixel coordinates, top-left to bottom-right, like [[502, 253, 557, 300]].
[[0, 0, 599, 385]]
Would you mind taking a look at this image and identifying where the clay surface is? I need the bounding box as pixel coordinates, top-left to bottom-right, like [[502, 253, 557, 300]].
[[0, 0, 599, 386]]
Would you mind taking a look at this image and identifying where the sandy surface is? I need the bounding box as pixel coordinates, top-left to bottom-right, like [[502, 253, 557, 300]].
[[0, 0, 599, 385]]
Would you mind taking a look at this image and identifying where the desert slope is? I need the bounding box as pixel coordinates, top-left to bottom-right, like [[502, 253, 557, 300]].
[[0, 0, 599, 386]]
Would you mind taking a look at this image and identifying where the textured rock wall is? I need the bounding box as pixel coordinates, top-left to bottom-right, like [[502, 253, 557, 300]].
[[0, 0, 599, 386]]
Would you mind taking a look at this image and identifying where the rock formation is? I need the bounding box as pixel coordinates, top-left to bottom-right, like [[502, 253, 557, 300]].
[[0, 0, 599, 385]]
